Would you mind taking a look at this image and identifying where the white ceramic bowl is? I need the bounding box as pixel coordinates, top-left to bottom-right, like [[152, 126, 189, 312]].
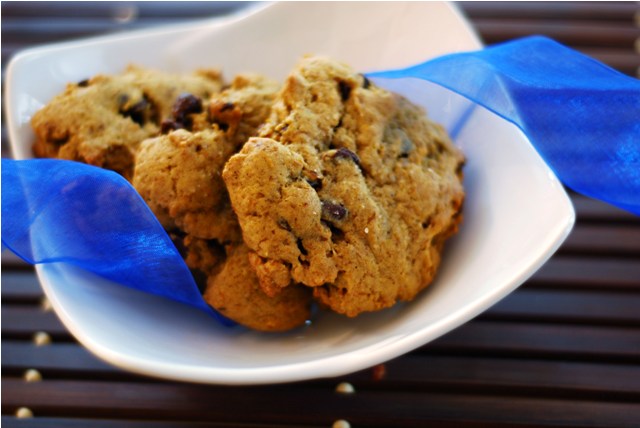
[[4, 2, 575, 384]]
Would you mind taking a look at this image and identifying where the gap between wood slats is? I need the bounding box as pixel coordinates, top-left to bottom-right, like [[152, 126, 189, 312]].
[[3, 341, 639, 402], [3, 379, 640, 427], [459, 2, 637, 21]]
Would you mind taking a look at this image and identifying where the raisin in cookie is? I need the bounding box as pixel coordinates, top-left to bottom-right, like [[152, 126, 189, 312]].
[[223, 56, 464, 317], [132, 74, 280, 242], [31, 65, 222, 180]]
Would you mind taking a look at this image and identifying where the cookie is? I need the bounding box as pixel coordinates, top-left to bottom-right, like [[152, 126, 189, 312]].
[[169, 232, 226, 293], [31, 65, 222, 180], [132, 74, 280, 243], [222, 56, 464, 317], [204, 244, 312, 332], [208, 73, 281, 148], [133, 128, 241, 243]]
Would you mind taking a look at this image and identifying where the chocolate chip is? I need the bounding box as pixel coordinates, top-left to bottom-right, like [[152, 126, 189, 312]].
[[119, 95, 153, 126], [321, 200, 348, 221], [338, 80, 351, 101], [220, 102, 235, 112], [172, 93, 203, 122], [77, 79, 90, 87], [160, 119, 182, 134], [307, 178, 323, 190], [333, 147, 361, 167], [303, 169, 323, 191]]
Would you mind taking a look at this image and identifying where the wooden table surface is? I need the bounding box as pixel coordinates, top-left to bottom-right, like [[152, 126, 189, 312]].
[[2, 2, 640, 427]]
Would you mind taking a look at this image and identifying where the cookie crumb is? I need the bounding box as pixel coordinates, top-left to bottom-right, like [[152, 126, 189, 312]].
[[15, 407, 34, 419], [335, 382, 355, 394], [371, 363, 386, 381], [332, 420, 351, 428], [23, 369, 42, 383], [33, 331, 52, 346]]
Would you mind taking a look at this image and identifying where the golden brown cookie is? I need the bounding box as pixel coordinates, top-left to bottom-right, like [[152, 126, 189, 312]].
[[31, 65, 222, 180], [132, 73, 280, 243], [208, 73, 281, 148], [204, 244, 312, 332], [133, 128, 241, 243], [223, 56, 465, 317]]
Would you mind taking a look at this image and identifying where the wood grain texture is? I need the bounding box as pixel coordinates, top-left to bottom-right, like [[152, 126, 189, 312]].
[[2, 2, 639, 427]]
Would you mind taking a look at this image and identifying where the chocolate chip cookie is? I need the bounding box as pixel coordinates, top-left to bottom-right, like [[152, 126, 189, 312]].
[[223, 56, 464, 317], [131, 73, 312, 331], [31, 65, 223, 180], [132, 74, 280, 243]]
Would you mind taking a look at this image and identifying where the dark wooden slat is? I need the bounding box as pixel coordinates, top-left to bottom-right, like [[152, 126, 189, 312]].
[[428, 320, 640, 362], [528, 256, 640, 290], [1, 250, 33, 269], [0, 417, 314, 428], [474, 19, 640, 48], [4, 304, 639, 362], [1, 272, 43, 302], [558, 224, 640, 256], [3, 379, 640, 427], [377, 355, 640, 399], [1, 306, 68, 338], [0, 2, 249, 19], [4, 340, 639, 401], [2, 342, 116, 376], [460, 1, 638, 21], [484, 289, 640, 326], [571, 194, 640, 223]]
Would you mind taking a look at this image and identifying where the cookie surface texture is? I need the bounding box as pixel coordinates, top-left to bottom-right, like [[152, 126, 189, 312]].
[[204, 244, 312, 332], [223, 56, 465, 317], [31, 65, 222, 180], [133, 74, 280, 243]]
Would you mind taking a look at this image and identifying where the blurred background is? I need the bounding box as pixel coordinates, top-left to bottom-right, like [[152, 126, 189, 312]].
[[2, 1, 639, 157], [2, 3, 639, 427]]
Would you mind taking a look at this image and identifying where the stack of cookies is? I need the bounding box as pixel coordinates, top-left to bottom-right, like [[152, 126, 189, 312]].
[[31, 56, 465, 332]]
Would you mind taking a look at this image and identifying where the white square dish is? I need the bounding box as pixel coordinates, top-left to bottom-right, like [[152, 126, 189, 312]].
[[4, 2, 575, 384]]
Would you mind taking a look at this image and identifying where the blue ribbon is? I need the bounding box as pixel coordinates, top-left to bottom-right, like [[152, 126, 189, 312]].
[[369, 36, 640, 216], [3, 36, 639, 319]]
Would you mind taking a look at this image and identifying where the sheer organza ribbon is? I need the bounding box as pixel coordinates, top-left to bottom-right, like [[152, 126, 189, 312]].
[[3, 36, 639, 319]]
